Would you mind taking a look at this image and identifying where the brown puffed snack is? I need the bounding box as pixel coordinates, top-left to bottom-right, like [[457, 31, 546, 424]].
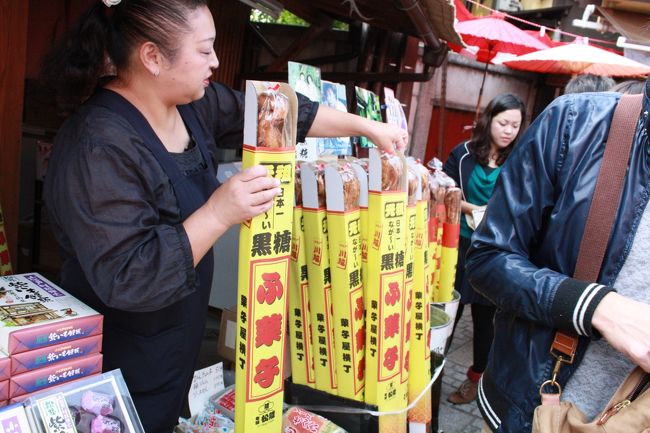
[[381, 152, 403, 191], [407, 166, 418, 206], [257, 91, 290, 148], [339, 162, 360, 211], [416, 163, 430, 200], [315, 162, 326, 208], [445, 187, 462, 224], [295, 164, 303, 206]]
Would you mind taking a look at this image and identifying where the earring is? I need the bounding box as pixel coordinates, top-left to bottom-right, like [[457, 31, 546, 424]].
[[153, 69, 160, 77]]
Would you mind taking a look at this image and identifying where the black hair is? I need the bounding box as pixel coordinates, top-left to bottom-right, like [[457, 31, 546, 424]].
[[41, 0, 209, 111], [564, 74, 615, 94], [468, 93, 526, 166], [610, 79, 645, 95]]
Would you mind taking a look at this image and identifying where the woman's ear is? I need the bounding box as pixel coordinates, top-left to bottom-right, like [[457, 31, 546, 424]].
[[139, 41, 163, 77]]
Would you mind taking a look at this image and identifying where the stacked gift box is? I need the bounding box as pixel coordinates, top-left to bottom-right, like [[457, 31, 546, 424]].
[[0, 273, 104, 405]]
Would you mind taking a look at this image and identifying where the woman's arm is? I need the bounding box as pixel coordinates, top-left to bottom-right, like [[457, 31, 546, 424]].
[[307, 105, 408, 153]]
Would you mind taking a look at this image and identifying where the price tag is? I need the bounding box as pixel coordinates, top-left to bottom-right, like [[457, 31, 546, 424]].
[[188, 362, 225, 417], [37, 393, 77, 433]]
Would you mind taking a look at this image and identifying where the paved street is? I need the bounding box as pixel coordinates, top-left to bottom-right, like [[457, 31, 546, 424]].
[[438, 309, 485, 433]]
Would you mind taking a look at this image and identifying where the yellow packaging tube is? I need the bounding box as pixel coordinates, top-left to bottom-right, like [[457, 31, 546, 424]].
[[350, 163, 369, 311], [235, 81, 297, 433], [301, 163, 337, 395], [289, 205, 315, 387], [431, 202, 445, 302], [365, 149, 408, 433], [437, 221, 460, 303], [408, 198, 432, 432], [324, 164, 365, 401], [438, 188, 461, 303]]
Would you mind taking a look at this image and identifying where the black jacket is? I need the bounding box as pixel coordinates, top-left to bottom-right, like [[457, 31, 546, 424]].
[[466, 84, 650, 432]]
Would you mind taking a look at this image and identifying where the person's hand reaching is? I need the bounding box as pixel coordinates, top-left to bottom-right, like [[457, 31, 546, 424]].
[[365, 122, 409, 154]]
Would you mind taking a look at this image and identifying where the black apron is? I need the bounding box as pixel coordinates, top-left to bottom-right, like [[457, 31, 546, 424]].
[[70, 88, 220, 433]]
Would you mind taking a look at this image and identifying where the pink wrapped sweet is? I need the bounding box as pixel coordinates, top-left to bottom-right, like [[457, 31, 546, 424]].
[[91, 415, 122, 433], [81, 390, 114, 416]]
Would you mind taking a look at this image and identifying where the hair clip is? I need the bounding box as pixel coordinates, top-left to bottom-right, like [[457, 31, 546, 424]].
[[102, 0, 121, 7]]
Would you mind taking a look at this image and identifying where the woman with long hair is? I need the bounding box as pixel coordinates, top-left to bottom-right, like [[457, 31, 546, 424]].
[[442, 93, 526, 405], [41, 1, 407, 431]]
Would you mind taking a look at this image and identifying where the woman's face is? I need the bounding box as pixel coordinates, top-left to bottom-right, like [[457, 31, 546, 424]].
[[160, 6, 219, 104], [490, 109, 522, 149]]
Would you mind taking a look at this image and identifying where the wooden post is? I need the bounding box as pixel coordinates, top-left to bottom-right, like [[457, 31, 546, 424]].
[[0, 0, 30, 271]]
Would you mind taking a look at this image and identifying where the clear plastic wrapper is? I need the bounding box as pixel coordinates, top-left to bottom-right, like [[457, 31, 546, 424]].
[[302, 161, 327, 208], [338, 162, 360, 211], [282, 406, 348, 433], [295, 164, 303, 206], [257, 90, 291, 148], [380, 152, 403, 192], [26, 370, 144, 433], [426, 157, 443, 172], [407, 166, 418, 206], [415, 163, 430, 200], [444, 188, 462, 225]]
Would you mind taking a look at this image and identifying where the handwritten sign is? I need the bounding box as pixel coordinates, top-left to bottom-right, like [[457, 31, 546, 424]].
[[188, 362, 224, 417]]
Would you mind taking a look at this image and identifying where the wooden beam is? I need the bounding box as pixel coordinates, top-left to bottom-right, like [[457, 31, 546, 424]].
[[0, 0, 30, 271]]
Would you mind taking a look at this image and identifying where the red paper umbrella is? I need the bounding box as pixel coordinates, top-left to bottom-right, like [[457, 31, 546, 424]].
[[503, 41, 650, 77], [453, 0, 475, 22], [455, 13, 549, 63], [453, 13, 549, 121]]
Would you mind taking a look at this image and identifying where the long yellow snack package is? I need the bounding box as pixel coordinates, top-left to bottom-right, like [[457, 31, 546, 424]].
[[365, 148, 408, 433], [301, 162, 338, 395], [325, 162, 365, 401], [437, 187, 462, 302], [288, 165, 315, 387], [350, 159, 370, 311], [407, 160, 432, 432], [236, 81, 297, 433]]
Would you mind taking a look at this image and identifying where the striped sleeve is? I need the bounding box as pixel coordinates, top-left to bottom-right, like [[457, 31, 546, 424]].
[[550, 278, 616, 338]]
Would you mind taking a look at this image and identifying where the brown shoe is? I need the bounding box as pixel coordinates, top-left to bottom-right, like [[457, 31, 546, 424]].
[[447, 378, 478, 404]]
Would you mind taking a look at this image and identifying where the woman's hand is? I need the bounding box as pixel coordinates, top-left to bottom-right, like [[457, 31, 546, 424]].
[[592, 292, 650, 372], [207, 165, 281, 229], [364, 121, 409, 154], [184, 165, 280, 266]]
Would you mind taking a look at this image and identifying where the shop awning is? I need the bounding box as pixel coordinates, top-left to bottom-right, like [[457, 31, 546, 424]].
[[279, 0, 464, 46], [597, 5, 650, 45]]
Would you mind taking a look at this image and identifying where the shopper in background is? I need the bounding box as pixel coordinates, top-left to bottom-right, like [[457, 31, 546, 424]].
[[563, 73, 615, 94], [466, 79, 650, 432], [41, 1, 408, 432], [442, 93, 526, 405], [610, 79, 645, 94]]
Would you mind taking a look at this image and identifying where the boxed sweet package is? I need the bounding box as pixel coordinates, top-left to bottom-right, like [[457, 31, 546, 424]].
[[0, 274, 103, 354], [0, 352, 8, 382], [9, 353, 102, 399], [26, 369, 144, 433], [10, 335, 102, 376]]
